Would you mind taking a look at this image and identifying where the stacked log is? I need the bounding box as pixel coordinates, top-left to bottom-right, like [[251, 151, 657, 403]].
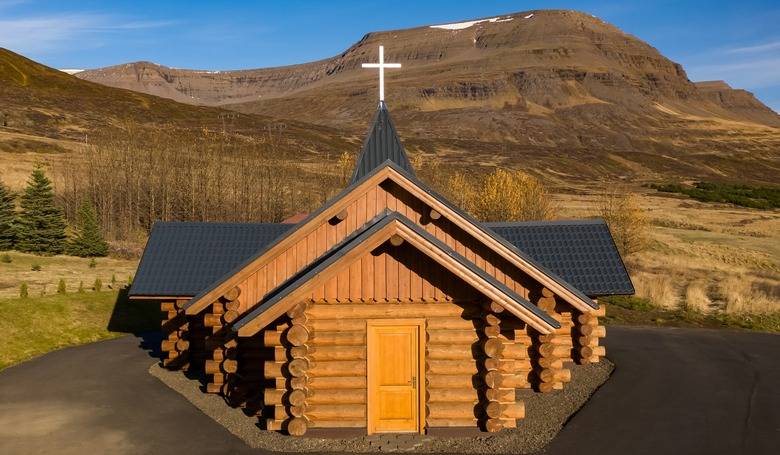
[[160, 299, 189, 370], [265, 303, 313, 436], [534, 288, 572, 393], [573, 304, 607, 364], [481, 303, 524, 432], [423, 305, 481, 428], [204, 287, 242, 395]]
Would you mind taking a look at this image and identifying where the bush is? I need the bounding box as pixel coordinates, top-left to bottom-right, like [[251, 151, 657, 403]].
[[19, 282, 28, 299], [0, 253, 11, 263], [111, 274, 117, 287], [57, 279, 66, 294], [650, 181, 780, 209], [93, 278, 102, 292], [88, 258, 97, 269], [445, 168, 557, 222], [31, 263, 41, 271], [599, 187, 648, 257]]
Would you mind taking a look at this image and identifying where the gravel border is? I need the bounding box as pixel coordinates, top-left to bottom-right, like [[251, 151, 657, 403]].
[[149, 360, 613, 453]]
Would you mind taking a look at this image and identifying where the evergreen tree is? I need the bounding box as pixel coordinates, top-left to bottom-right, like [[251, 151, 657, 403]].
[[0, 180, 15, 250], [68, 200, 108, 257], [15, 168, 67, 254]]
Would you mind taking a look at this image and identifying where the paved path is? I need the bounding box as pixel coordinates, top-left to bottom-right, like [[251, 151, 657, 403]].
[[0, 327, 778, 454]]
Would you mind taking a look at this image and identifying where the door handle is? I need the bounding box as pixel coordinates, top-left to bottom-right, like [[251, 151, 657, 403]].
[[410, 376, 417, 388]]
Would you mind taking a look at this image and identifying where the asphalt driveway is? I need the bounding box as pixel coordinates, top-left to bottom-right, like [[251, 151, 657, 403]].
[[1, 326, 778, 454]]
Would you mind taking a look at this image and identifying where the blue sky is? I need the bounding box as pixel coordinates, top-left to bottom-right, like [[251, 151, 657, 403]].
[[1, 0, 779, 112]]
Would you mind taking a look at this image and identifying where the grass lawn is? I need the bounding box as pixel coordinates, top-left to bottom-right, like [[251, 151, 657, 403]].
[[0, 290, 159, 370]]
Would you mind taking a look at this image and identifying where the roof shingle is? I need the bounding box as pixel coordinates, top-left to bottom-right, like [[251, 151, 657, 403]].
[[485, 219, 634, 296], [130, 218, 633, 298], [129, 222, 292, 297]]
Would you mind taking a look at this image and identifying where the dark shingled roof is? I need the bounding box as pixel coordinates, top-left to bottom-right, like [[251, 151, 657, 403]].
[[233, 211, 560, 332], [130, 217, 632, 299], [485, 219, 634, 296], [350, 101, 414, 184], [129, 222, 292, 297]]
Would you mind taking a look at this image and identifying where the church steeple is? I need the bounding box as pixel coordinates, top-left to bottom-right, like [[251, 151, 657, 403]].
[[351, 45, 413, 184], [349, 101, 415, 184]]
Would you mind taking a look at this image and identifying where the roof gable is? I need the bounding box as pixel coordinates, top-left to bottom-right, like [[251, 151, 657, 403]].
[[350, 102, 414, 184], [183, 161, 599, 316], [233, 211, 559, 336]]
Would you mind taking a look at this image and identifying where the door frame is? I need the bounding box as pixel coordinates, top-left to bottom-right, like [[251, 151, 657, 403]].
[[366, 318, 426, 435]]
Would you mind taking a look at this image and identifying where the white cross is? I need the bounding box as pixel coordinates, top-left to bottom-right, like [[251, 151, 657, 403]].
[[361, 45, 401, 103]]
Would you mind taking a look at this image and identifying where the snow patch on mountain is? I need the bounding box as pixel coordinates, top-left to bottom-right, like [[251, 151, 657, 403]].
[[430, 16, 513, 30]]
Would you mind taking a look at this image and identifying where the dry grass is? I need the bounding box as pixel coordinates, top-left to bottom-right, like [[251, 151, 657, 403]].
[[719, 276, 777, 314], [632, 272, 678, 309], [684, 280, 712, 313], [555, 189, 780, 317]]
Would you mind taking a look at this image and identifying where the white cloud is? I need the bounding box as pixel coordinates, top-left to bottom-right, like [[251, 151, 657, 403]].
[[0, 12, 176, 55], [687, 57, 780, 90], [725, 40, 780, 54]]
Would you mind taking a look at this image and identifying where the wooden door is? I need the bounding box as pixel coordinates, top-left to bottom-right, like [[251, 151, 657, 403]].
[[367, 320, 425, 434]]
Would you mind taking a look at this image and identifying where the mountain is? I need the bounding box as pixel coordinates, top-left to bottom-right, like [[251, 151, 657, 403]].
[[0, 48, 350, 157], [75, 10, 780, 186]]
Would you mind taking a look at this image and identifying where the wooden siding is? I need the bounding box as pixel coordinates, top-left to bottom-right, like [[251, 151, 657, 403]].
[[228, 180, 553, 314]]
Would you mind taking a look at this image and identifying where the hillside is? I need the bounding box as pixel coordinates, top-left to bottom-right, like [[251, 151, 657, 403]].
[[0, 48, 352, 169], [76, 10, 780, 185]]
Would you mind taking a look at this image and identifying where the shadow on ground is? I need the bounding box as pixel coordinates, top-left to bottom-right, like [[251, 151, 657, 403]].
[[107, 287, 162, 359]]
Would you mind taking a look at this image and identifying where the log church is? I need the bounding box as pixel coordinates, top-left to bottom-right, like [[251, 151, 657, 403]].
[[130, 46, 633, 436]]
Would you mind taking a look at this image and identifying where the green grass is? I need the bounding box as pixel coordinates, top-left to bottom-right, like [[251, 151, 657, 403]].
[[602, 295, 780, 333], [650, 181, 780, 209], [0, 290, 159, 370]]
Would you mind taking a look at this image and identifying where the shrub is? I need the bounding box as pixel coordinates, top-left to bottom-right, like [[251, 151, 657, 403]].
[[445, 168, 557, 222], [31, 263, 41, 271], [88, 258, 97, 268], [78, 281, 84, 293], [650, 181, 780, 209], [57, 278, 67, 294], [0, 253, 11, 263], [19, 282, 28, 299], [599, 187, 648, 257], [93, 277, 102, 292], [111, 273, 117, 287]]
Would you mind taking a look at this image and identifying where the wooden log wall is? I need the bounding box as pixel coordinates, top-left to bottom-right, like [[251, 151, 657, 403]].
[[573, 301, 607, 364], [160, 299, 190, 370], [204, 287, 242, 396], [424, 303, 481, 429], [263, 300, 504, 435], [481, 302, 527, 432], [532, 288, 573, 393]]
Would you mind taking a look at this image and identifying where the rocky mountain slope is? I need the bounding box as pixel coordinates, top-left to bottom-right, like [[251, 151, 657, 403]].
[[47, 10, 780, 184]]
